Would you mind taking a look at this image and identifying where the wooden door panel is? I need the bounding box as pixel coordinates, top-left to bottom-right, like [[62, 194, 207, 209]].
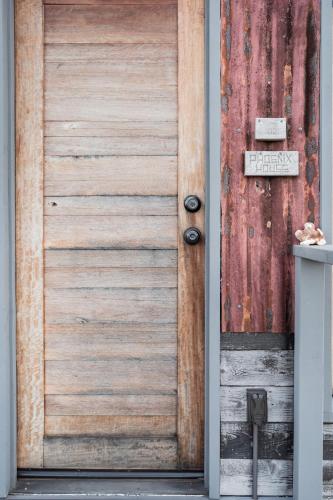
[[45, 359, 177, 394], [44, 249, 178, 268], [43, 437, 178, 469], [45, 267, 177, 288], [45, 331, 176, 360], [16, 0, 205, 471], [45, 321, 177, 339], [45, 43, 177, 63], [44, 4, 177, 44], [45, 62, 176, 90], [45, 128, 178, 156], [177, 0, 205, 468], [45, 394, 177, 416], [44, 157, 178, 196], [44, 0, 177, 4], [15, 0, 44, 469], [45, 415, 177, 437], [45, 96, 177, 122], [45, 287, 177, 324], [44, 215, 178, 249], [44, 196, 177, 216]]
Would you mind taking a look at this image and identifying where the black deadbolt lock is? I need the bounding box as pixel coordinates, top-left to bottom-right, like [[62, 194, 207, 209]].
[[184, 227, 201, 245], [184, 195, 201, 213]]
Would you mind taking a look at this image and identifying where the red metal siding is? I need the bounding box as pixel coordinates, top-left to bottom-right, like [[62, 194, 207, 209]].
[[221, 0, 320, 333]]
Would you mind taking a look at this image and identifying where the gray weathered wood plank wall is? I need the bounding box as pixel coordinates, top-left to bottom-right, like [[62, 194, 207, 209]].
[[220, 333, 333, 497], [220, 333, 294, 496]]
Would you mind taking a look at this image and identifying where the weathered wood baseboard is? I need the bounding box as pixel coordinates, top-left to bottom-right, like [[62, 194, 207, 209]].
[[221, 332, 294, 350]]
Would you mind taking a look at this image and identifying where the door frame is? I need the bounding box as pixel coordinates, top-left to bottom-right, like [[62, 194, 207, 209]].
[[0, 0, 16, 497], [0, 0, 221, 498]]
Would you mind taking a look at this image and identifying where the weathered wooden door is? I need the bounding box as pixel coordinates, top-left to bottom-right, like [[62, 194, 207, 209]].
[[15, 0, 205, 471]]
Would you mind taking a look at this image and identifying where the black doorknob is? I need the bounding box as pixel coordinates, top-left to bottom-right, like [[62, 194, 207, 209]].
[[183, 227, 201, 245], [184, 195, 201, 213]]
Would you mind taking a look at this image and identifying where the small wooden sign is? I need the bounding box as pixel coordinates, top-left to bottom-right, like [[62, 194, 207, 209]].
[[255, 118, 286, 141], [244, 151, 299, 176]]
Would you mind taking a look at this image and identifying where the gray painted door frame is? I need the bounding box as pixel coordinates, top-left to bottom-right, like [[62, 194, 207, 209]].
[[205, 0, 221, 498], [0, 0, 16, 497], [0, 0, 221, 498], [320, 0, 333, 424]]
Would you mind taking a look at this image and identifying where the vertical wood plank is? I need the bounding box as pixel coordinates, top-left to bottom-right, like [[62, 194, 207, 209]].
[[177, 0, 205, 469], [221, 0, 320, 333], [15, 0, 44, 468]]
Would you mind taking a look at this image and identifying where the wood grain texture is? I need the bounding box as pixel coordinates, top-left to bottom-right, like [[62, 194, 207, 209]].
[[45, 287, 177, 325], [45, 331, 176, 360], [221, 422, 293, 459], [324, 424, 333, 461], [221, 0, 320, 333], [220, 459, 292, 496], [44, 4, 177, 44], [45, 415, 176, 437], [44, 196, 177, 216], [44, 40, 177, 155], [220, 386, 293, 422], [45, 96, 176, 122], [45, 359, 176, 395], [45, 43, 176, 63], [45, 86, 176, 101], [324, 460, 333, 498], [45, 322, 176, 339], [45, 156, 177, 196], [16, 0, 205, 471], [43, 437, 177, 469], [45, 267, 177, 289], [45, 249, 177, 268], [44, 45, 177, 123], [324, 424, 333, 441], [15, 0, 44, 468], [177, 0, 205, 470], [221, 331, 294, 350], [44, 0, 176, 4], [221, 350, 294, 386], [44, 215, 177, 249], [45, 121, 177, 156], [46, 394, 177, 416], [45, 60, 176, 91]]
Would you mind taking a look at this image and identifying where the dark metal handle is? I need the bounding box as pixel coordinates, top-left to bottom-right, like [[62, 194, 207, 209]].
[[184, 195, 201, 213], [183, 227, 201, 245]]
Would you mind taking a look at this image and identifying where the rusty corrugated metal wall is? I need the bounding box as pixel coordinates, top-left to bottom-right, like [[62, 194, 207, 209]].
[[221, 0, 320, 334]]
